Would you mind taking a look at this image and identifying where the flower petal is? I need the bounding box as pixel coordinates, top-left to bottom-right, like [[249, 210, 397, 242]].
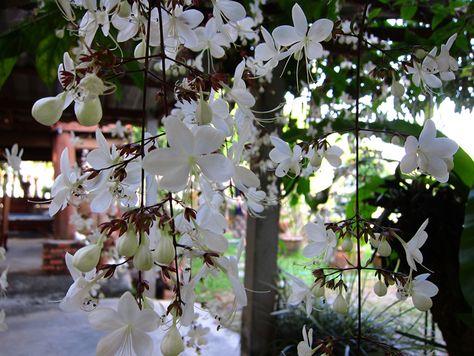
[[292, 4, 308, 37], [194, 126, 225, 155], [308, 18, 333, 42], [197, 154, 234, 182], [272, 25, 300, 47], [89, 308, 123, 332]]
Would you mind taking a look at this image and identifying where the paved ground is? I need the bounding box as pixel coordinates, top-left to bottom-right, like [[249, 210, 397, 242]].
[[0, 238, 241, 355], [0, 299, 240, 356]]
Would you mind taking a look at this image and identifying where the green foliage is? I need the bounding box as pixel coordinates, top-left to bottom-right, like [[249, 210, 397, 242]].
[[0, 56, 17, 90], [400, 3, 418, 20], [35, 33, 72, 86]]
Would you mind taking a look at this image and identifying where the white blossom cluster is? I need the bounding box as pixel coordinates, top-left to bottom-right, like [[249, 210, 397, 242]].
[[15, 0, 462, 354]]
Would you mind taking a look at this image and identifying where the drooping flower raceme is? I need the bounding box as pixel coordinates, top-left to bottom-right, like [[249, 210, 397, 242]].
[[400, 119, 458, 183], [88, 291, 160, 356]]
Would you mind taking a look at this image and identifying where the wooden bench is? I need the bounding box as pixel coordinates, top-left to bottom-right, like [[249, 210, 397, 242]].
[[0, 196, 53, 249]]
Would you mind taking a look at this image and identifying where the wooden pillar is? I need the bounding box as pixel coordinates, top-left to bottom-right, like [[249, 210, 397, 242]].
[[241, 73, 285, 355], [52, 126, 76, 240]]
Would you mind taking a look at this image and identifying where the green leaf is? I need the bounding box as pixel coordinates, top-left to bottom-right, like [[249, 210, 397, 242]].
[[400, 3, 417, 20], [368, 8, 382, 21], [346, 175, 385, 218], [432, 13, 447, 29], [459, 187, 474, 324], [35, 33, 71, 86], [0, 56, 17, 90]]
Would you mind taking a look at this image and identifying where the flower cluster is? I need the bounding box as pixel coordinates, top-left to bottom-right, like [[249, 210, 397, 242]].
[[19, 0, 463, 354]]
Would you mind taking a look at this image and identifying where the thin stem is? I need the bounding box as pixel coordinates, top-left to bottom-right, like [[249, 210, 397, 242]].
[[136, 0, 153, 307], [158, 0, 181, 305], [168, 192, 182, 303], [355, 1, 370, 353]]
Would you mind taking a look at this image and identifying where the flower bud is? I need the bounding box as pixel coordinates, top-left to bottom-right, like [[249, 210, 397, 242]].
[[75, 97, 102, 126], [160, 324, 185, 356], [311, 281, 325, 298], [133, 235, 153, 271], [374, 280, 387, 297], [377, 238, 392, 257], [341, 236, 353, 252], [310, 152, 323, 169], [117, 229, 138, 257], [391, 80, 405, 98], [294, 50, 304, 61], [333, 293, 348, 314], [134, 40, 148, 63], [391, 135, 401, 145], [117, 1, 131, 17], [32, 92, 66, 126], [73, 244, 101, 272], [414, 48, 427, 60], [153, 233, 175, 266], [412, 294, 432, 312], [196, 95, 213, 125]]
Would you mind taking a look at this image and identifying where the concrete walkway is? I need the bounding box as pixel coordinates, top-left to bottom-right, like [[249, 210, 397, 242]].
[[0, 299, 241, 356], [0, 239, 241, 355]]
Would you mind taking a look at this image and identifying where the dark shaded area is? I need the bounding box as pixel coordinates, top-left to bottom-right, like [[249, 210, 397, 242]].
[[371, 174, 474, 355]]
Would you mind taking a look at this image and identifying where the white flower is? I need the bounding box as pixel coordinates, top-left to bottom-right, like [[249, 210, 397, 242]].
[[187, 324, 210, 347], [269, 136, 302, 177], [60, 253, 103, 312], [406, 48, 442, 89], [272, 4, 333, 61], [307, 145, 343, 172], [286, 273, 314, 317], [49, 148, 87, 216], [227, 60, 256, 109], [397, 219, 429, 272], [4, 144, 23, 172], [142, 116, 234, 192], [436, 33, 458, 81], [297, 325, 317, 356], [254, 27, 284, 75], [0, 309, 7, 332], [0, 267, 8, 292], [244, 187, 266, 215], [89, 291, 160, 356], [78, 0, 119, 46], [217, 238, 247, 307], [302, 219, 336, 263], [190, 18, 230, 58], [211, 0, 246, 28], [162, 5, 204, 49], [110, 120, 128, 139], [397, 274, 439, 312], [400, 119, 458, 183]]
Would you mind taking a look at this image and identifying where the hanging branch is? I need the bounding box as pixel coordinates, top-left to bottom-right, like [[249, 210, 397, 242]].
[[355, 1, 370, 352]]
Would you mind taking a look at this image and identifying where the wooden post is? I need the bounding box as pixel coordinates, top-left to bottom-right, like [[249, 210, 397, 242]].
[[241, 74, 285, 355], [52, 126, 76, 240]]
